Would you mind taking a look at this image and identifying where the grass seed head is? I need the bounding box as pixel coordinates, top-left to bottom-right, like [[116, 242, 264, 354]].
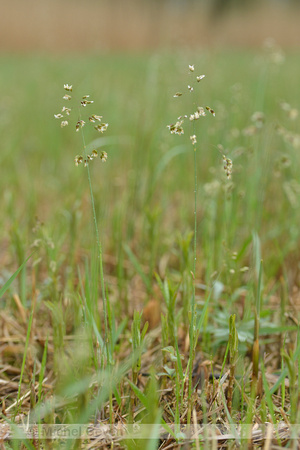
[[190, 135, 197, 145], [62, 106, 71, 115], [81, 99, 94, 107], [55, 84, 109, 166], [89, 114, 103, 122], [251, 111, 265, 128], [94, 123, 109, 133], [167, 120, 184, 135], [168, 70, 213, 141], [75, 120, 85, 132], [206, 106, 215, 116], [75, 155, 83, 166], [100, 151, 108, 162], [189, 107, 206, 121], [222, 154, 233, 179]]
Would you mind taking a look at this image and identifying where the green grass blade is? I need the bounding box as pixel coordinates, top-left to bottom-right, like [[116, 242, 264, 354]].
[[127, 378, 148, 407], [270, 339, 300, 394], [261, 363, 276, 423], [124, 243, 152, 292], [256, 259, 263, 317], [15, 308, 34, 416], [0, 252, 34, 298], [38, 335, 48, 404], [220, 387, 240, 445], [175, 340, 184, 381], [145, 411, 162, 450], [195, 284, 213, 335]]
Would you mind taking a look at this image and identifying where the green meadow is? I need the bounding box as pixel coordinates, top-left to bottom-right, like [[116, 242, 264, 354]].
[[1, 49, 300, 447]]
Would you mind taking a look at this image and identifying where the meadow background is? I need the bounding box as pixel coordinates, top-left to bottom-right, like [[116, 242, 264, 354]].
[[1, 0, 300, 447]]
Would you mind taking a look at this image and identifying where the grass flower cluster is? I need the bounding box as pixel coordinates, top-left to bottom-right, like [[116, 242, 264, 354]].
[[54, 84, 109, 167]]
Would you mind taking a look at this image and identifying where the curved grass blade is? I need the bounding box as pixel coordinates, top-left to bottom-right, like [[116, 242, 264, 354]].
[[0, 252, 34, 298]]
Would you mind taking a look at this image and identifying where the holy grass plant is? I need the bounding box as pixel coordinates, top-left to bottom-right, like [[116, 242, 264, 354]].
[[54, 84, 111, 366], [167, 64, 232, 424]]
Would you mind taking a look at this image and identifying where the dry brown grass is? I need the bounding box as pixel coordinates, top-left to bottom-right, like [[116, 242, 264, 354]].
[[1, 0, 300, 53]]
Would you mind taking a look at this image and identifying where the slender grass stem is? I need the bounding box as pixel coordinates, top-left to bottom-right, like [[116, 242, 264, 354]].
[[80, 123, 110, 366], [193, 143, 197, 280], [188, 123, 197, 425]]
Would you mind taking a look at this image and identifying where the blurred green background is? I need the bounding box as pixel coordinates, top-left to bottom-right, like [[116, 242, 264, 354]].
[[1, 0, 300, 302]]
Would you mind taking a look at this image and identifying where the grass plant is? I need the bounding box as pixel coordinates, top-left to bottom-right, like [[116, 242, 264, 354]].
[[1, 47, 300, 447]]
